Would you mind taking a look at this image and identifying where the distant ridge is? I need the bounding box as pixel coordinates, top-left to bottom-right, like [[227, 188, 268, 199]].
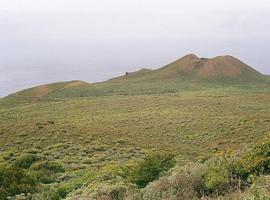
[[110, 54, 263, 82], [2, 54, 269, 103]]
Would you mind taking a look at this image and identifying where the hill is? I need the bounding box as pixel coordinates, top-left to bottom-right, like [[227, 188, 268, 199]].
[[0, 80, 90, 106], [1, 54, 270, 199], [111, 54, 263, 80], [2, 54, 269, 104], [13, 80, 89, 99]]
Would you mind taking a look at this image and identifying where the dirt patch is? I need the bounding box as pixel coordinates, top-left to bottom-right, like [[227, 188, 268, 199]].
[[63, 81, 89, 89], [33, 85, 52, 97]]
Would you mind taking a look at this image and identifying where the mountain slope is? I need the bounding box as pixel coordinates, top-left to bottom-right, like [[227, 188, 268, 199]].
[[13, 80, 89, 99], [0, 81, 90, 106], [2, 54, 269, 103], [109, 54, 264, 82]]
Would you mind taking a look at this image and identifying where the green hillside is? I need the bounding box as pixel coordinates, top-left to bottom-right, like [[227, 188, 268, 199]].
[[1, 54, 270, 199], [1, 90, 270, 199]]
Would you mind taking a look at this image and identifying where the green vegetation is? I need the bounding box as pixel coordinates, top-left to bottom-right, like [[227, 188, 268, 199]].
[[14, 153, 41, 169], [233, 141, 270, 180], [135, 139, 270, 200], [31, 161, 65, 184], [1, 55, 270, 199], [126, 153, 175, 188], [1, 89, 270, 199], [0, 165, 37, 199]]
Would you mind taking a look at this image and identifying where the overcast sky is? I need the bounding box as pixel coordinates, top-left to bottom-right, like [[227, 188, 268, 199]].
[[0, 0, 270, 96]]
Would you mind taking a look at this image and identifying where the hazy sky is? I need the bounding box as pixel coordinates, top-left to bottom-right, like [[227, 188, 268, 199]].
[[1, 0, 270, 96]]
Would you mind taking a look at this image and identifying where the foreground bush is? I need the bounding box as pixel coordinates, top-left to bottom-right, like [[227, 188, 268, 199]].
[[245, 175, 270, 200], [126, 153, 175, 188], [0, 165, 38, 199], [203, 158, 233, 195], [234, 141, 270, 180], [126, 140, 270, 199], [173, 168, 205, 199]]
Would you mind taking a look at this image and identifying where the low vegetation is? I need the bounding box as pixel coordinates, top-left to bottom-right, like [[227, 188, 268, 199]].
[[1, 90, 269, 199], [14, 153, 41, 169], [124, 153, 175, 188], [1, 56, 270, 200], [0, 165, 38, 199], [140, 139, 270, 200]]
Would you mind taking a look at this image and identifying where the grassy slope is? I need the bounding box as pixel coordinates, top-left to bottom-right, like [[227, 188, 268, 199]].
[[264, 74, 270, 80], [1, 55, 270, 198], [1, 88, 270, 198]]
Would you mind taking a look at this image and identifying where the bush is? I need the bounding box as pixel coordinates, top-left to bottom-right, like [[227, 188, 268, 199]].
[[51, 182, 82, 200], [14, 153, 41, 169], [136, 164, 206, 200], [126, 141, 270, 199], [244, 175, 270, 200], [0, 165, 38, 199], [201, 141, 270, 196], [173, 173, 204, 199], [203, 161, 231, 194], [127, 153, 175, 188], [51, 186, 70, 200], [92, 184, 128, 200], [31, 161, 65, 184], [31, 161, 65, 173], [234, 142, 270, 179], [142, 177, 171, 200]]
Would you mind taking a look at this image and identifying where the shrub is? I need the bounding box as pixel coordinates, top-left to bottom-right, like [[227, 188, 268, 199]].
[[31, 161, 65, 184], [201, 141, 270, 196], [244, 175, 270, 200], [31, 161, 65, 173], [135, 164, 206, 200], [173, 173, 204, 199], [51, 186, 70, 200], [142, 177, 171, 200], [233, 141, 270, 179], [127, 152, 175, 188], [51, 182, 82, 200], [203, 162, 231, 194], [0, 165, 38, 199], [14, 153, 41, 169], [92, 184, 128, 200]]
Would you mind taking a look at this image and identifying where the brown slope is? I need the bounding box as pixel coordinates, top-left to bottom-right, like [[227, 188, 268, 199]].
[[109, 54, 264, 83], [153, 54, 263, 79], [13, 80, 89, 99], [196, 55, 262, 77]]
